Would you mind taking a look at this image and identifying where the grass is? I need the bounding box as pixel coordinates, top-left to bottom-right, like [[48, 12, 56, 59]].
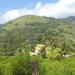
[[0, 55, 75, 75], [3, 23, 17, 31], [39, 57, 75, 75]]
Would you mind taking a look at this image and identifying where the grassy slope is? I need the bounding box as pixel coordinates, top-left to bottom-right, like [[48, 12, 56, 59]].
[[3, 15, 49, 31]]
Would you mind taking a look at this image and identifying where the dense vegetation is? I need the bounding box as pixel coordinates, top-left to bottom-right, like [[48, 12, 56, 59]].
[[0, 15, 75, 75], [0, 53, 75, 75], [0, 15, 75, 55]]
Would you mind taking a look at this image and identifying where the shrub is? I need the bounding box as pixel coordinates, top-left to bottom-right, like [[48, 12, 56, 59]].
[[46, 47, 62, 60], [12, 53, 31, 75]]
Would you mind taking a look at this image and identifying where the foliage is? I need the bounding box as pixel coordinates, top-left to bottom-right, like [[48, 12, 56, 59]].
[[13, 54, 31, 75], [0, 15, 75, 75], [46, 47, 62, 60], [0, 15, 75, 55], [0, 53, 31, 75], [0, 54, 75, 75]]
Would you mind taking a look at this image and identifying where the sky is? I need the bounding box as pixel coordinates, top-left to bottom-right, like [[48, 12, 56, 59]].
[[0, 0, 58, 11], [0, 0, 75, 24]]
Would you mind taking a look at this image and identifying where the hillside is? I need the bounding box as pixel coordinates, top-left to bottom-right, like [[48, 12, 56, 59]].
[[0, 15, 75, 55], [61, 16, 75, 25]]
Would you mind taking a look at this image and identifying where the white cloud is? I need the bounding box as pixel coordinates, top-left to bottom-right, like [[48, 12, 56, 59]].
[[0, 0, 75, 24]]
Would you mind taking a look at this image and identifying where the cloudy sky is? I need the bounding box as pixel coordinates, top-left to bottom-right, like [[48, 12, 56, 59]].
[[0, 0, 75, 24]]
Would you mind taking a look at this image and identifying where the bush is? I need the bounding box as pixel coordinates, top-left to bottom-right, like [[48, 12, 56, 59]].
[[46, 47, 62, 60], [12, 53, 31, 75]]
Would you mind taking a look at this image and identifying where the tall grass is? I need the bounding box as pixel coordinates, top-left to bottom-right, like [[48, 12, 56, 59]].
[[0, 53, 31, 75], [0, 55, 75, 75], [38, 57, 75, 75]]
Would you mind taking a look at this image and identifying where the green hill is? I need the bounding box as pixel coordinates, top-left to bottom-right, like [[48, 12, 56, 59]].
[[61, 16, 75, 25], [0, 15, 75, 55]]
